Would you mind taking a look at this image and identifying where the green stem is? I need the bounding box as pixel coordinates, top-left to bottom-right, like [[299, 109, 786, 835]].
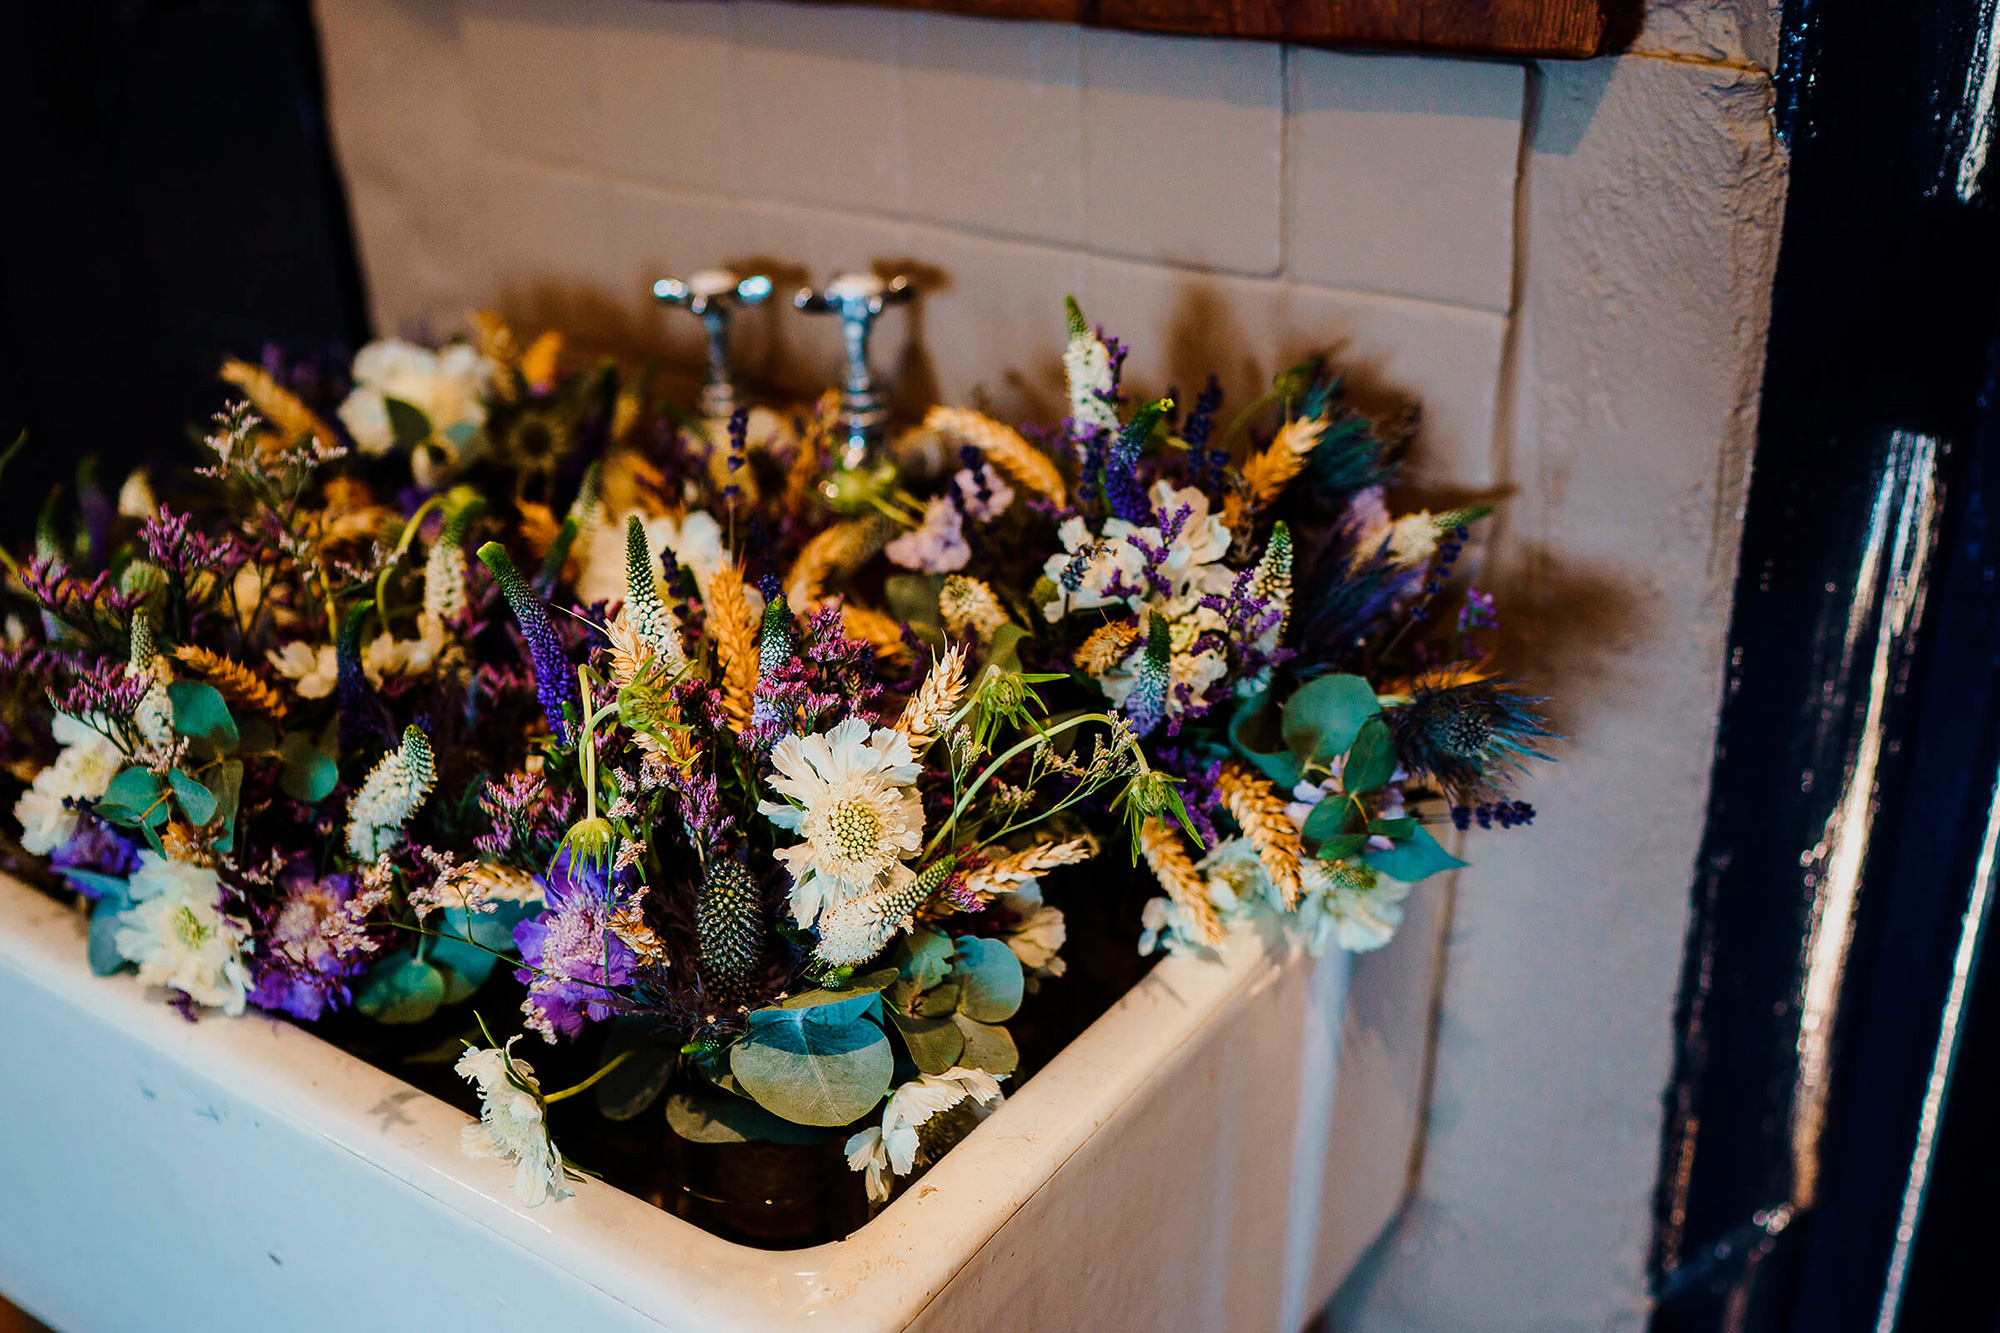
[[542, 1050, 636, 1104], [374, 496, 446, 630], [923, 711, 1132, 858]]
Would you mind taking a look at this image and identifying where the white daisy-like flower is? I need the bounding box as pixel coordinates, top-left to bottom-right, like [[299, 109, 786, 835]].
[[456, 1038, 572, 1206], [13, 713, 126, 855], [844, 1066, 1005, 1203], [759, 717, 925, 926], [1040, 516, 1145, 621], [267, 640, 339, 699], [361, 615, 447, 686], [1193, 835, 1412, 956], [113, 853, 251, 1014]]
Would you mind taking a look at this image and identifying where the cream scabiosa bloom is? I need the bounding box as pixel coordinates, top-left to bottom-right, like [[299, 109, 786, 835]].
[[266, 640, 339, 699], [845, 1066, 1005, 1203], [759, 717, 924, 927], [456, 1038, 571, 1205], [13, 713, 125, 855], [113, 853, 251, 1014]]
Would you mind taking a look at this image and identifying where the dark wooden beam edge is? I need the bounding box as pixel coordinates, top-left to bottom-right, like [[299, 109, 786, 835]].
[[805, 0, 1631, 59]]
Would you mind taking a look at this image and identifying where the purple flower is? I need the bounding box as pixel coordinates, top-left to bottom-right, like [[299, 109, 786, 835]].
[[513, 850, 635, 1040], [247, 862, 371, 1021], [478, 542, 580, 742], [49, 814, 141, 896]]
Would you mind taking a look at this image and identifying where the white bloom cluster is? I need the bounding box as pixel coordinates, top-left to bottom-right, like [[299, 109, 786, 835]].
[[845, 1066, 1005, 1203], [266, 641, 338, 699], [113, 853, 251, 1014], [1063, 326, 1121, 436], [13, 713, 125, 855], [885, 498, 970, 574], [760, 717, 925, 927], [574, 506, 750, 619], [456, 1038, 571, 1206], [1142, 836, 1413, 959], [336, 339, 494, 477], [423, 535, 467, 625], [1044, 481, 1236, 726], [344, 726, 437, 860]]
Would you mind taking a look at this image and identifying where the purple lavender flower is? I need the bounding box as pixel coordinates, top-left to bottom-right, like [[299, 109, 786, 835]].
[[247, 862, 371, 1021], [478, 542, 580, 743], [514, 850, 636, 1040], [1102, 399, 1170, 524], [1458, 588, 1499, 634]]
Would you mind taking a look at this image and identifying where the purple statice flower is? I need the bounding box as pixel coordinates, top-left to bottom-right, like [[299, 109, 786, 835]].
[[475, 771, 575, 864], [139, 509, 244, 582], [49, 813, 142, 896], [247, 861, 374, 1021], [1458, 587, 1498, 634], [49, 656, 150, 727], [477, 542, 580, 743], [514, 850, 636, 1040], [21, 557, 146, 633]]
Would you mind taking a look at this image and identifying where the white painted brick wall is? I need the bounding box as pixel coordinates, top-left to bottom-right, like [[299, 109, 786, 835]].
[[310, 2, 1789, 1328]]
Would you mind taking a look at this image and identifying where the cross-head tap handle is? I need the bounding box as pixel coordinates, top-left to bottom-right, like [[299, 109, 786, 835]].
[[794, 273, 914, 469], [652, 269, 774, 419]]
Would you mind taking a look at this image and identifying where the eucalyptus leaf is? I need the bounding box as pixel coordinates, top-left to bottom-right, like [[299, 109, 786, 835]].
[[278, 731, 338, 803], [884, 573, 944, 629], [167, 680, 238, 754], [1316, 833, 1369, 862], [206, 759, 243, 852], [887, 1005, 965, 1075], [914, 976, 964, 1020], [1367, 816, 1418, 840], [951, 936, 1025, 1024], [60, 869, 132, 903], [355, 954, 447, 1025], [1361, 824, 1467, 883], [1279, 674, 1379, 767], [952, 1014, 1019, 1076], [1300, 797, 1353, 845], [591, 1025, 676, 1120], [86, 899, 129, 976], [774, 966, 899, 1013], [897, 927, 955, 991], [166, 769, 216, 826], [730, 1002, 893, 1127], [383, 396, 433, 449], [665, 1088, 841, 1145], [95, 767, 164, 828], [1343, 717, 1398, 795], [427, 941, 498, 1001], [236, 715, 278, 756], [1228, 690, 1302, 787]]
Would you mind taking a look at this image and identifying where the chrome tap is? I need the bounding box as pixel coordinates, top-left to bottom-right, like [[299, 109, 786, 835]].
[[794, 272, 913, 469], [652, 269, 774, 419]]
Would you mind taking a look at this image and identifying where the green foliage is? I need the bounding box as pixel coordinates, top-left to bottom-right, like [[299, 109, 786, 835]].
[[886, 1007, 963, 1075], [952, 1015, 1019, 1076], [95, 767, 167, 828], [355, 953, 447, 1025], [895, 927, 955, 991], [1362, 824, 1466, 883], [729, 991, 894, 1127], [951, 936, 1024, 1025], [664, 1088, 839, 1145], [1279, 674, 1379, 770], [1342, 717, 1398, 795], [167, 680, 239, 755], [278, 731, 338, 803], [383, 396, 433, 450], [165, 769, 215, 826]]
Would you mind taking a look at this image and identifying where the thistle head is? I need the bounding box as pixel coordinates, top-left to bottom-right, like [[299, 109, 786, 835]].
[[1383, 665, 1555, 803]]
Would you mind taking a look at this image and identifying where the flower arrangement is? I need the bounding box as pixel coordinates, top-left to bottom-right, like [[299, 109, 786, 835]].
[[0, 298, 1548, 1218]]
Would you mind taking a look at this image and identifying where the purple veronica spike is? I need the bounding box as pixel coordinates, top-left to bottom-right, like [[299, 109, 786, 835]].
[[478, 542, 580, 743]]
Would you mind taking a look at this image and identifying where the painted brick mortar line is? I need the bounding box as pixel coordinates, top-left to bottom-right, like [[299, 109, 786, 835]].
[[482, 146, 1513, 321]]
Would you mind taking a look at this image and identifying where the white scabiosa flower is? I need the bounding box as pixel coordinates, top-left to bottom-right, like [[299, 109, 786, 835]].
[[345, 726, 437, 860], [113, 853, 250, 1014], [456, 1038, 572, 1206], [266, 640, 339, 699], [844, 1066, 1005, 1203], [996, 885, 1068, 976], [13, 713, 126, 855], [759, 717, 924, 927]]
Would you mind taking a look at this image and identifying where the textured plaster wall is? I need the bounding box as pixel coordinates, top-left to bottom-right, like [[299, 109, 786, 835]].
[[309, 2, 1787, 1327]]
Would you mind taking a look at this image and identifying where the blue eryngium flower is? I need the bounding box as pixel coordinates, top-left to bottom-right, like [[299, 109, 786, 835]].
[[478, 541, 579, 743], [1381, 665, 1555, 804]]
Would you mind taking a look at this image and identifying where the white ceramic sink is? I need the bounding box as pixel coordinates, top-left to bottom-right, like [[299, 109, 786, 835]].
[[0, 870, 1440, 1332]]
